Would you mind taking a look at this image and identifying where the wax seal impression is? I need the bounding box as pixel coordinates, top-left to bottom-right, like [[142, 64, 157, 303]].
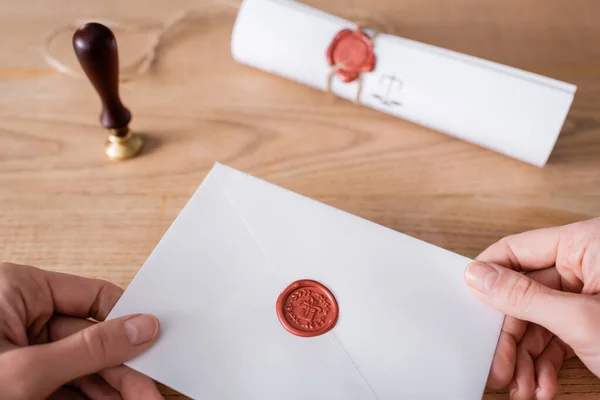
[[326, 26, 376, 83], [276, 280, 339, 337]]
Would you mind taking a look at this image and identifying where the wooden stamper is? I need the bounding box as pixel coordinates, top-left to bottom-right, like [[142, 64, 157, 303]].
[[73, 22, 143, 160]]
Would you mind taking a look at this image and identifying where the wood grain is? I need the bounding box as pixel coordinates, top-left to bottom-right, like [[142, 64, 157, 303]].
[[0, 0, 599, 398]]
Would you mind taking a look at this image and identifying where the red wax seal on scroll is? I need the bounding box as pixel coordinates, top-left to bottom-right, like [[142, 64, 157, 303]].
[[276, 280, 339, 337], [326, 26, 376, 83]]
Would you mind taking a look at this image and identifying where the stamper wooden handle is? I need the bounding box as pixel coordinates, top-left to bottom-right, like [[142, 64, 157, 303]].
[[73, 22, 131, 131]]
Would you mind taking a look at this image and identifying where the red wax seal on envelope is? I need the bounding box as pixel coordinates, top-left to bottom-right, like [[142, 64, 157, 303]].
[[276, 280, 338, 337], [326, 26, 376, 83]]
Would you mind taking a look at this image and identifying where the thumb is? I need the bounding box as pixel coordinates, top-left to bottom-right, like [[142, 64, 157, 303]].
[[11, 314, 159, 398], [465, 261, 595, 345]]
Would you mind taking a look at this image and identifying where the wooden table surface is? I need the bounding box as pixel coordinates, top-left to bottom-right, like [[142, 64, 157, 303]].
[[1, 0, 599, 398]]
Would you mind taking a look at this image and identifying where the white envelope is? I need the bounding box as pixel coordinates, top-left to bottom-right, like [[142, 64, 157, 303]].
[[230, 0, 576, 167], [107, 163, 503, 399]]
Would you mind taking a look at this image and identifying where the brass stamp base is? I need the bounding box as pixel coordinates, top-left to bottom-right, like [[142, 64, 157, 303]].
[[105, 128, 143, 160]]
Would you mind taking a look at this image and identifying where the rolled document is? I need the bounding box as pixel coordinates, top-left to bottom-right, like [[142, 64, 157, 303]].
[[230, 0, 576, 167]]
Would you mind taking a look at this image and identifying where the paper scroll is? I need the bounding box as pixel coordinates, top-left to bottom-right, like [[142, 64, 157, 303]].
[[230, 0, 576, 167]]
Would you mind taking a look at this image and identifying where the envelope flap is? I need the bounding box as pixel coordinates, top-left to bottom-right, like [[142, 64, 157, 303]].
[[215, 164, 503, 398], [107, 167, 377, 400]]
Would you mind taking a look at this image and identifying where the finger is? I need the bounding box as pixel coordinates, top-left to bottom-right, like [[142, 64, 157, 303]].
[[48, 315, 96, 342], [510, 324, 553, 400], [49, 316, 162, 400], [509, 348, 535, 400], [47, 387, 87, 400], [477, 225, 564, 271], [518, 324, 553, 360], [487, 330, 518, 390], [476, 220, 595, 292], [555, 219, 600, 293], [527, 268, 562, 291], [487, 268, 561, 391], [488, 315, 528, 389], [49, 315, 95, 341], [534, 338, 571, 400], [40, 269, 124, 321], [101, 365, 164, 400], [526, 247, 584, 294], [72, 374, 123, 400], [8, 314, 159, 398], [465, 261, 594, 345]]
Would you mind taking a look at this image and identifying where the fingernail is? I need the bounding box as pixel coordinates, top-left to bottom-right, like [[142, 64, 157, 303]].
[[508, 378, 519, 399], [465, 262, 499, 293], [125, 314, 159, 345]]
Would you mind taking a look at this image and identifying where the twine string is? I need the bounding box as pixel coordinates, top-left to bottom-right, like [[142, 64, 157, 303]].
[[43, 3, 388, 94], [42, 1, 240, 82]]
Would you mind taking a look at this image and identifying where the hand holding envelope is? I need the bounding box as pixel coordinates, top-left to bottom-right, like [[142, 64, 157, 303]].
[[465, 218, 600, 400], [107, 163, 504, 399]]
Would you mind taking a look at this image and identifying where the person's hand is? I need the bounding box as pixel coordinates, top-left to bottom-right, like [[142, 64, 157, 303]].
[[0, 262, 162, 400], [464, 217, 600, 400]]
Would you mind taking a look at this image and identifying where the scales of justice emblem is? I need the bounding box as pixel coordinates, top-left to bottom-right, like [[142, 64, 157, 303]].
[[372, 74, 403, 107]]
